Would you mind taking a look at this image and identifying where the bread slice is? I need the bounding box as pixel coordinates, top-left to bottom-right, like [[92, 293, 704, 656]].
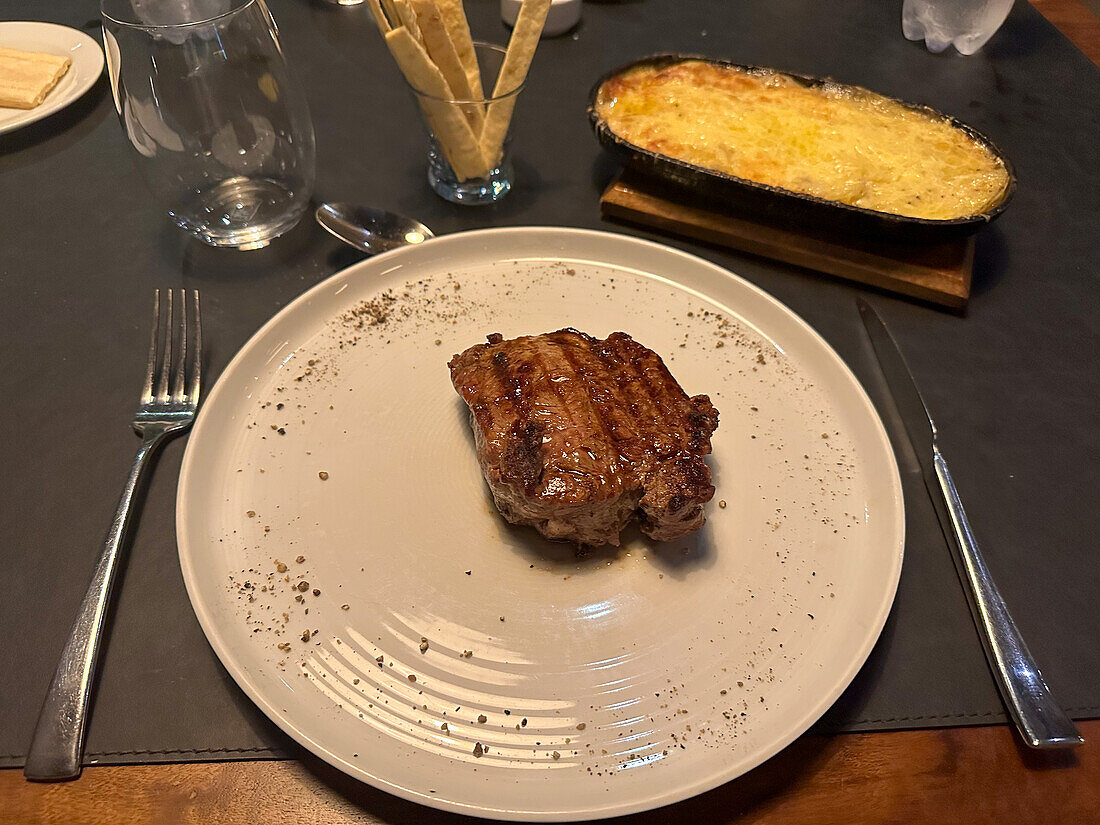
[[0, 46, 71, 109]]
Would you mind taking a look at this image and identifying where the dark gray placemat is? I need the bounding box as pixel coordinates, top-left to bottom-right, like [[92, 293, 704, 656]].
[[1, 0, 1097, 768]]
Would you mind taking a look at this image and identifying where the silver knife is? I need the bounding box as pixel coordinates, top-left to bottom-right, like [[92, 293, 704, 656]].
[[857, 298, 1082, 749]]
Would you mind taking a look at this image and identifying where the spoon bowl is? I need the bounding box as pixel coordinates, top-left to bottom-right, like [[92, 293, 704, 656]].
[[316, 202, 434, 254]]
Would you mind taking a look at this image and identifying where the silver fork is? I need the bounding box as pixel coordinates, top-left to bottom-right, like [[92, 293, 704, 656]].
[[24, 290, 202, 781]]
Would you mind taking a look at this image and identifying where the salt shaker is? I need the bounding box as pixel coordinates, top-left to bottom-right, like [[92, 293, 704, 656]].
[[902, 0, 1015, 54]]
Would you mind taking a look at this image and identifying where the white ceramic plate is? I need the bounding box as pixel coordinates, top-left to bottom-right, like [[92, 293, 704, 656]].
[[177, 227, 904, 821], [0, 21, 104, 136]]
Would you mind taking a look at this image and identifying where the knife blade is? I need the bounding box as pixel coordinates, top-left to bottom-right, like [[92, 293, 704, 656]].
[[857, 298, 1082, 749]]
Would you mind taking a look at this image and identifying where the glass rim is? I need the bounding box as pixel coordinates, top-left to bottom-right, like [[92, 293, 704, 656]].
[[405, 41, 525, 105], [101, 0, 258, 30]]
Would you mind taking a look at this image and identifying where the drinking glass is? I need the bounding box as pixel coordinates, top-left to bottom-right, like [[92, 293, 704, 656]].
[[407, 42, 523, 205], [102, 0, 315, 249]]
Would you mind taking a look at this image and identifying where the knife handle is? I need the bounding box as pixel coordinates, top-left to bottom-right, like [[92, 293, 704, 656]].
[[933, 445, 1083, 748]]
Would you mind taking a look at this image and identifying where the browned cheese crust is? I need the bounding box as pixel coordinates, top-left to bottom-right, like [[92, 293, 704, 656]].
[[448, 329, 719, 546], [595, 60, 1011, 221]]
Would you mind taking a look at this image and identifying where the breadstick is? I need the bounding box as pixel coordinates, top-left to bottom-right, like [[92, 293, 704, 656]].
[[479, 0, 550, 168], [380, 0, 403, 31], [383, 26, 489, 180], [411, 0, 483, 132], [435, 0, 481, 98], [392, 0, 423, 45]]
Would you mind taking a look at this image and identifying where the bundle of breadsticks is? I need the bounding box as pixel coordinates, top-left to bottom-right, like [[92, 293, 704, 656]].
[[367, 0, 551, 180]]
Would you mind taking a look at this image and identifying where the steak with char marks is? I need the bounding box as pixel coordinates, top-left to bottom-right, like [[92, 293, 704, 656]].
[[448, 329, 719, 546]]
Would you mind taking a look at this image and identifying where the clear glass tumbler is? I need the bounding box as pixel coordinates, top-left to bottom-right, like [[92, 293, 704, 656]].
[[408, 42, 523, 206], [102, 0, 315, 249]]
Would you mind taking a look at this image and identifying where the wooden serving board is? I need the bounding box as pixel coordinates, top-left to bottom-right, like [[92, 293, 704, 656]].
[[599, 175, 974, 309]]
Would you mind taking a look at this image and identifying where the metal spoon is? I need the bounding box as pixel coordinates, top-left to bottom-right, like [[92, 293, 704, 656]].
[[315, 202, 434, 255]]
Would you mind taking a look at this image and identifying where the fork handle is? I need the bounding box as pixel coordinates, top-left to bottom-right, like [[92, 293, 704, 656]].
[[24, 428, 168, 781]]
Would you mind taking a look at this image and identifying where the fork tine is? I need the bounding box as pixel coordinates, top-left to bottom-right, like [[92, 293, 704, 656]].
[[187, 290, 202, 404], [142, 290, 160, 405], [155, 289, 173, 403], [172, 289, 187, 403]]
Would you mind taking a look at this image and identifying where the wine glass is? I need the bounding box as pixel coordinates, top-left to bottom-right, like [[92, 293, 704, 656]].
[[101, 0, 316, 249]]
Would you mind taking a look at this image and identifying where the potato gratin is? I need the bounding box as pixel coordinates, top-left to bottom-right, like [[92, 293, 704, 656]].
[[596, 60, 1011, 221]]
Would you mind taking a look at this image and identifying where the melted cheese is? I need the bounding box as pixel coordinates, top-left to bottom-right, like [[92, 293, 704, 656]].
[[597, 61, 1010, 221]]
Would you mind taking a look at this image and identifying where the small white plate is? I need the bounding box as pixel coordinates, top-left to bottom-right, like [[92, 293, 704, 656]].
[[0, 21, 105, 136], [178, 227, 904, 821]]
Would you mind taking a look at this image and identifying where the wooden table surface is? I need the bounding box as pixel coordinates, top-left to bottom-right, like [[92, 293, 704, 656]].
[[3, 720, 1097, 824], [1032, 0, 1100, 60], [3, 3, 1098, 824]]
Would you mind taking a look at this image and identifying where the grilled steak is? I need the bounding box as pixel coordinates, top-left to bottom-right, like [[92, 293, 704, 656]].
[[448, 329, 719, 546]]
